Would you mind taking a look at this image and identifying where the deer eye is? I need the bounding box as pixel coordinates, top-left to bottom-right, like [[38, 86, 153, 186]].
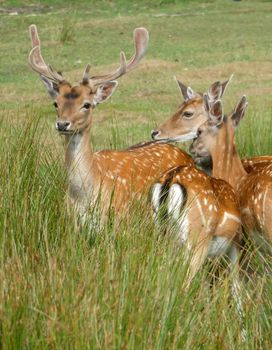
[[183, 111, 193, 119], [82, 102, 91, 110], [53, 102, 58, 108], [197, 129, 202, 136]]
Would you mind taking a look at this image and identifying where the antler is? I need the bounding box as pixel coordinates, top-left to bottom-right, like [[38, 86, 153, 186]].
[[83, 27, 149, 87], [28, 24, 64, 83], [29, 25, 148, 87]]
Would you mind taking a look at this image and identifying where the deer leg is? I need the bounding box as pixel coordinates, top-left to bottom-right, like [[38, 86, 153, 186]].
[[184, 234, 210, 289], [228, 244, 242, 310], [227, 243, 247, 340]]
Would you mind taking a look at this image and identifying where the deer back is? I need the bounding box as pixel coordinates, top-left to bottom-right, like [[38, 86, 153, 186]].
[[154, 165, 240, 242], [94, 142, 194, 213]]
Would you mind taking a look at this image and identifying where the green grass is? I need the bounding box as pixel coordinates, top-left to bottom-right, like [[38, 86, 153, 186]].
[[0, 0, 272, 348]]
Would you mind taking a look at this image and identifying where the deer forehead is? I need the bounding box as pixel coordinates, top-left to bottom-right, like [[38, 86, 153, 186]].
[[179, 96, 204, 113], [58, 83, 93, 102]]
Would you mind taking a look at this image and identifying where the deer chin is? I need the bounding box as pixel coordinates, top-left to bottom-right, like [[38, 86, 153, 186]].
[[193, 155, 213, 170], [169, 132, 198, 142], [57, 129, 79, 136], [193, 156, 205, 164], [161, 132, 198, 143], [189, 143, 211, 166]]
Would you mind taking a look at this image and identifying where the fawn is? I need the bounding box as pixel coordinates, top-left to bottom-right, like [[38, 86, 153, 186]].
[[151, 78, 271, 174], [190, 95, 272, 243]]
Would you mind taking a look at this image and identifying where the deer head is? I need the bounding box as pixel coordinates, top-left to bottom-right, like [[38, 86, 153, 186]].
[[189, 94, 248, 167], [151, 77, 232, 142], [28, 25, 149, 135]]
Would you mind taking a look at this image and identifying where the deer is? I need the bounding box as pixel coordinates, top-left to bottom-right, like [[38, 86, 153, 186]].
[[151, 77, 272, 174], [151, 165, 242, 288], [150, 98, 248, 328], [28, 25, 194, 225], [189, 95, 272, 244]]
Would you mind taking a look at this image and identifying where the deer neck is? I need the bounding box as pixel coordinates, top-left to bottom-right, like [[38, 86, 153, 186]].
[[64, 131, 96, 204], [211, 124, 247, 191]]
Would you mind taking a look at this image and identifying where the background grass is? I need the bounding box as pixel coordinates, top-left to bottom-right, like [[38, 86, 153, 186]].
[[0, 0, 272, 349]]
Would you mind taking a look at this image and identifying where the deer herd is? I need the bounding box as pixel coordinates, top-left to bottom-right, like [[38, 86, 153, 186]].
[[28, 25, 271, 301]]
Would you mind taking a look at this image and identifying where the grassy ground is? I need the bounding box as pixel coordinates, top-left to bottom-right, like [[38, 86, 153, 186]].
[[0, 0, 272, 348]]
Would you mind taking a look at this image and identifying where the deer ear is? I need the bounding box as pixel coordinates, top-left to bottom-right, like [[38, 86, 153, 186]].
[[175, 77, 189, 100], [175, 77, 199, 101], [209, 99, 224, 125], [203, 93, 210, 113], [208, 81, 222, 101], [208, 75, 233, 101], [187, 87, 198, 100], [40, 75, 59, 99], [93, 81, 118, 106], [231, 95, 248, 127], [221, 74, 233, 96]]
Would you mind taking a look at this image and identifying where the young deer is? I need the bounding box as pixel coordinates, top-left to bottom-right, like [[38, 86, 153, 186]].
[[151, 78, 272, 173], [190, 95, 272, 242], [151, 163, 241, 287], [28, 25, 194, 223]]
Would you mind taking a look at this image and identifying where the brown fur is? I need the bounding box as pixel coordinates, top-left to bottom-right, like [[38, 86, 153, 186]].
[[54, 84, 195, 222], [28, 24, 193, 224], [153, 96, 206, 140], [154, 165, 241, 285], [242, 156, 272, 173], [190, 99, 272, 242], [152, 82, 272, 173]]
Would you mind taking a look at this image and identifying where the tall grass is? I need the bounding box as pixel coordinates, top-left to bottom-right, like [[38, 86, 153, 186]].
[[0, 108, 271, 349], [1, 0, 272, 348], [59, 15, 77, 44]]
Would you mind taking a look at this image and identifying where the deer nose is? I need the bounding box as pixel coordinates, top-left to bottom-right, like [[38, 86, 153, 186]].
[[151, 130, 160, 140], [56, 121, 71, 132]]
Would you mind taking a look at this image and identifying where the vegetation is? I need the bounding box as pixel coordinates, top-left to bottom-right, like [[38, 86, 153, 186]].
[[0, 0, 271, 348]]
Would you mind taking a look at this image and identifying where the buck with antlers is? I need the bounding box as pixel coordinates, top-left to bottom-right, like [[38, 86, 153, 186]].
[[190, 95, 272, 242], [151, 78, 272, 174], [28, 25, 194, 224]]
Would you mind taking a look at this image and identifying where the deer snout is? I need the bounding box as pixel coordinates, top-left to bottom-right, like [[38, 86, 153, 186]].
[[151, 129, 160, 140], [56, 121, 71, 132]]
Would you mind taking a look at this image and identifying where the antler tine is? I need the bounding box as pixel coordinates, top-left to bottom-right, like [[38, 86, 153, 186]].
[[89, 27, 149, 87], [29, 25, 43, 60], [28, 24, 64, 83], [126, 27, 149, 70], [89, 52, 126, 84], [82, 64, 91, 84]]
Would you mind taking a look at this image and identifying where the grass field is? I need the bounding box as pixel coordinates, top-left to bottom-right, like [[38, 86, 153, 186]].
[[0, 0, 272, 348]]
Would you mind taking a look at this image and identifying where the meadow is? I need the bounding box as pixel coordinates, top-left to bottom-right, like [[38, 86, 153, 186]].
[[0, 0, 272, 348]]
